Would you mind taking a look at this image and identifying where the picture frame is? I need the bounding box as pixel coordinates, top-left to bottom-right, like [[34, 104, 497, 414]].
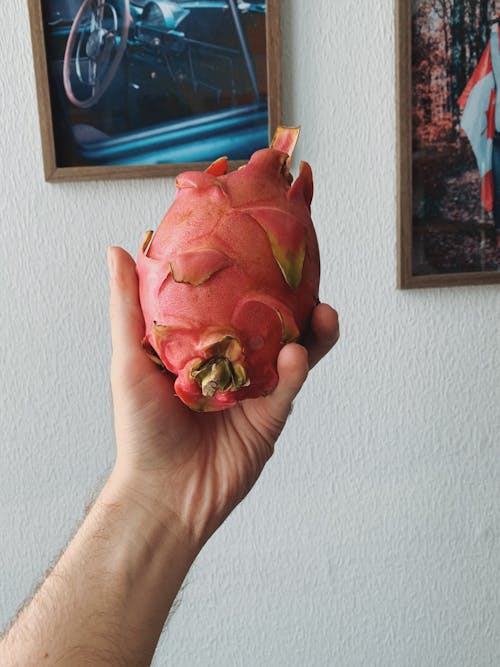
[[397, 0, 500, 288], [28, 0, 281, 182]]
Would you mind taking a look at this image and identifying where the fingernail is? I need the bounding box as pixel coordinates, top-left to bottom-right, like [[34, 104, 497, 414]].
[[107, 246, 116, 280]]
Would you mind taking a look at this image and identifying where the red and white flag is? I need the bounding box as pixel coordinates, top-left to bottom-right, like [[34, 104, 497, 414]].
[[458, 40, 496, 213]]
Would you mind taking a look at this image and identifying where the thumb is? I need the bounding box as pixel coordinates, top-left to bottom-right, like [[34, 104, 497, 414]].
[[108, 246, 146, 371], [264, 343, 309, 424]]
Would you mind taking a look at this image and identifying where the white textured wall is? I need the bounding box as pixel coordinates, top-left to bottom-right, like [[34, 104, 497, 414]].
[[1, 1, 500, 665]]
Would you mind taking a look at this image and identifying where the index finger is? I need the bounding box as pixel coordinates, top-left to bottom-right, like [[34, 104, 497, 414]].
[[303, 303, 340, 369]]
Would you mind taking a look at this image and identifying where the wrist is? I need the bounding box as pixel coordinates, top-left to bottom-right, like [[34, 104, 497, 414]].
[[101, 467, 202, 559]]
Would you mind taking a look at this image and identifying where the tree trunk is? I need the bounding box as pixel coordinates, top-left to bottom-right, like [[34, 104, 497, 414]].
[[441, 0, 452, 112], [450, 0, 466, 124], [475, 0, 491, 68]]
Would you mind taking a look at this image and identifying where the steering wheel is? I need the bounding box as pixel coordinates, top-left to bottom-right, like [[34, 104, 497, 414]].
[[63, 0, 131, 109]]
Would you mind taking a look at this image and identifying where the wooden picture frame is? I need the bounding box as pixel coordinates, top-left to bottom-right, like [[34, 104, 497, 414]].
[[397, 0, 500, 288], [28, 0, 281, 182]]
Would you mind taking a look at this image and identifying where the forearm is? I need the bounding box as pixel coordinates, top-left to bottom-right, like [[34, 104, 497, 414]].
[[0, 472, 199, 666]]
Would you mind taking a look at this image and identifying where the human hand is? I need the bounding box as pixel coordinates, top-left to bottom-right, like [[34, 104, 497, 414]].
[[107, 246, 339, 548]]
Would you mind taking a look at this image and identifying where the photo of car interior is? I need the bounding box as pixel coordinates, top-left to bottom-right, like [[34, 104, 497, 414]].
[[43, 0, 269, 167]]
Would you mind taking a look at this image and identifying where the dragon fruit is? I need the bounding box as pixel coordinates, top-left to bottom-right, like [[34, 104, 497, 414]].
[[136, 127, 320, 411]]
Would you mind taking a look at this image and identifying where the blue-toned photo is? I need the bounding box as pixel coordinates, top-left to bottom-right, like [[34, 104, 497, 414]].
[[41, 0, 270, 168]]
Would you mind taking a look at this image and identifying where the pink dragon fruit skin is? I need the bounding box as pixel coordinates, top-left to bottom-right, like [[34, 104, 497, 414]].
[[136, 127, 320, 412]]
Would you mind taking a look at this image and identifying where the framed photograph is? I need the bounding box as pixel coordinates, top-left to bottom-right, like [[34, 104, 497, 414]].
[[397, 0, 500, 287], [28, 0, 281, 182]]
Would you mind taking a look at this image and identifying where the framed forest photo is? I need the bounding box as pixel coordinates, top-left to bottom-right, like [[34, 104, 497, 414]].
[[397, 0, 500, 287], [28, 0, 281, 182]]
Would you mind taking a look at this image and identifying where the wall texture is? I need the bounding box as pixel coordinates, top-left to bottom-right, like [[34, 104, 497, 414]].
[[1, 1, 500, 665]]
